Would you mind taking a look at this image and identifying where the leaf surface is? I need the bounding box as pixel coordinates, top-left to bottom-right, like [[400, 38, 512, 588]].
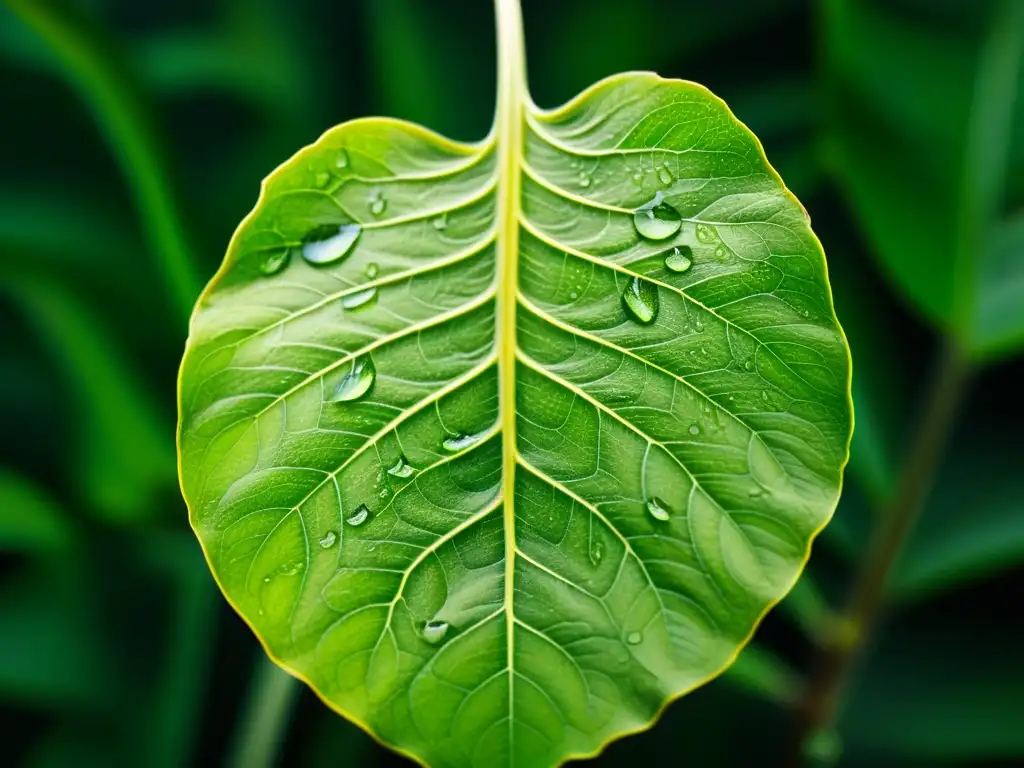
[[178, 13, 852, 763]]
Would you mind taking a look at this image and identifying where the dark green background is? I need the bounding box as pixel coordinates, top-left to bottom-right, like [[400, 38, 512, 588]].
[[1, 0, 1022, 766]]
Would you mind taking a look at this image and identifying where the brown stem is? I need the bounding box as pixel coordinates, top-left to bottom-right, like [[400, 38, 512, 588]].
[[792, 340, 972, 763]]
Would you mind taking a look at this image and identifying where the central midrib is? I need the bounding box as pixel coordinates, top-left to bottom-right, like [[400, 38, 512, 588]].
[[494, 0, 524, 755]]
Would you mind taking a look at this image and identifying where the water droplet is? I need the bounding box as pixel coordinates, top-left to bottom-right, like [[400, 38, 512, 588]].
[[331, 357, 375, 402], [319, 531, 337, 548], [259, 248, 290, 276], [633, 192, 682, 240], [387, 456, 415, 479], [626, 631, 643, 645], [801, 309, 810, 318], [622, 276, 659, 324], [590, 540, 604, 565], [761, 390, 770, 402], [631, 171, 644, 184], [658, 166, 673, 185], [688, 424, 700, 436], [314, 171, 331, 188], [569, 291, 578, 300], [663, 246, 693, 273], [346, 505, 369, 526], [341, 287, 377, 311], [301, 223, 362, 265], [432, 212, 448, 231], [335, 149, 349, 169], [368, 190, 387, 217], [422, 620, 449, 645], [263, 576, 271, 583], [694, 318, 704, 333], [744, 360, 755, 372], [715, 245, 726, 260], [578, 171, 591, 188], [646, 497, 670, 522], [365, 262, 379, 279], [695, 222, 719, 244], [442, 432, 485, 452]]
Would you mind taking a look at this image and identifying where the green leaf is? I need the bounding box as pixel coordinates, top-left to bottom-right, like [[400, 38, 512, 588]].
[[7, 276, 174, 523], [178, 3, 852, 764], [0, 469, 71, 553], [823, 0, 1024, 360], [891, 431, 1024, 602], [971, 214, 1024, 358], [5, 0, 200, 323]]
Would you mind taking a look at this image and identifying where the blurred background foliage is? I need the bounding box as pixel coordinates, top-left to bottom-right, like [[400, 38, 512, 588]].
[[1, 0, 1022, 766]]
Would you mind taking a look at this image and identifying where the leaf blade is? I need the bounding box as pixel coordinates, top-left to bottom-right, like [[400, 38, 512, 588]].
[[178, 69, 852, 767]]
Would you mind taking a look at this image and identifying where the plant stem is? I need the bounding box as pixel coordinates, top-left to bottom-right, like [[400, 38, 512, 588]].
[[227, 654, 303, 768], [793, 340, 971, 761], [4, 0, 201, 325]]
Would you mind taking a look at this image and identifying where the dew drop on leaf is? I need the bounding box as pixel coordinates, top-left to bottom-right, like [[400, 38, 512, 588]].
[[432, 212, 448, 231], [365, 262, 379, 279], [695, 222, 719, 244], [657, 166, 673, 185], [422, 620, 449, 645], [744, 359, 755, 372], [633, 192, 682, 240], [646, 497, 670, 522], [442, 432, 484, 452], [331, 357, 375, 402], [577, 170, 591, 188], [663, 245, 693, 273], [314, 171, 331, 189], [688, 424, 700, 436], [259, 248, 290, 276], [318, 531, 337, 548], [626, 631, 643, 645], [387, 455, 415, 479], [368, 190, 387, 217], [341, 286, 377, 311], [301, 223, 362, 265], [590, 540, 604, 565], [335, 149, 349, 168], [346, 505, 369, 527], [622, 276, 659, 324]]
